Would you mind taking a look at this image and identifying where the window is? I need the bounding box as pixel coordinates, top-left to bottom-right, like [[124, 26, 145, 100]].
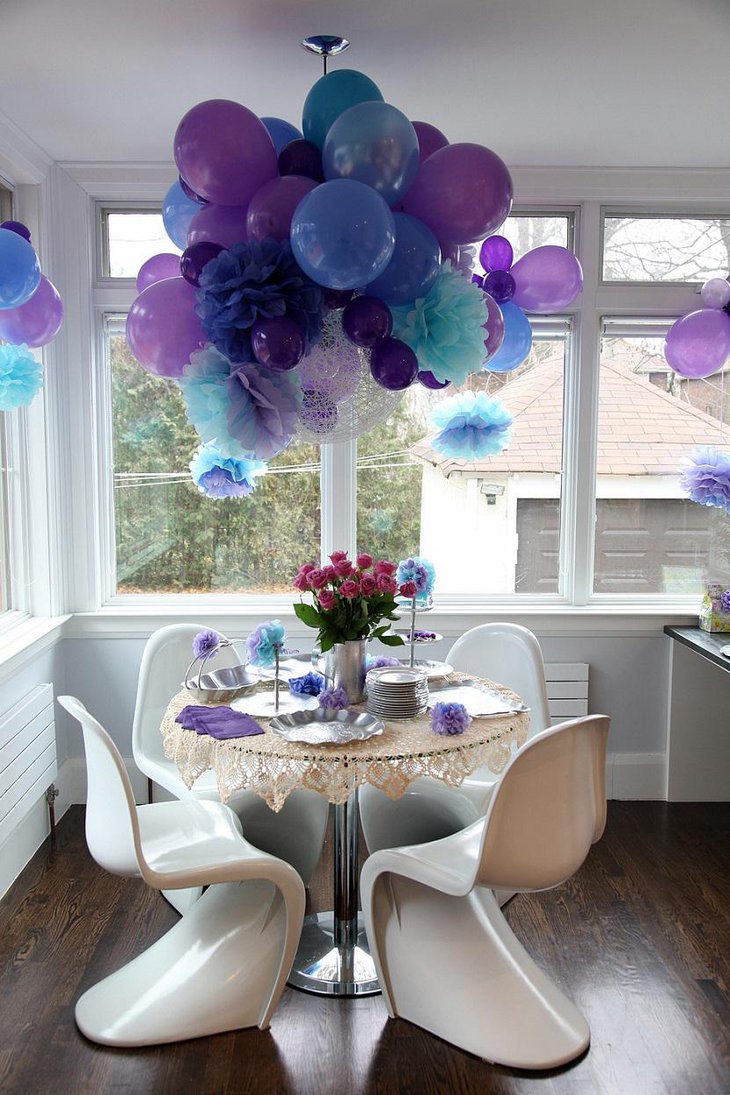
[[100, 207, 178, 278], [594, 324, 729, 594], [0, 180, 14, 614], [602, 213, 730, 283]]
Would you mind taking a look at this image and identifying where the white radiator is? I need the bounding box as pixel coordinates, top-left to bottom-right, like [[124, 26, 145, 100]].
[[0, 684, 56, 847], [544, 663, 589, 725]]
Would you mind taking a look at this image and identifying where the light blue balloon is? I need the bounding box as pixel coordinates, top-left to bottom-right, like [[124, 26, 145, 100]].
[[261, 116, 303, 155], [302, 69, 384, 151], [0, 228, 41, 310], [290, 179, 395, 290], [162, 181, 200, 250], [366, 213, 441, 306], [486, 301, 533, 372], [323, 101, 420, 209]]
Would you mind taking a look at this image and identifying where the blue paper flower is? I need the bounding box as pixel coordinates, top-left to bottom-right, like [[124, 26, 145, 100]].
[[190, 443, 266, 499], [431, 701, 471, 736], [196, 238, 323, 365], [429, 391, 513, 461], [391, 263, 486, 385], [679, 448, 730, 513], [289, 671, 325, 696], [0, 343, 44, 411], [246, 619, 286, 667], [318, 686, 350, 710], [193, 629, 224, 659], [226, 364, 302, 460], [396, 555, 436, 596], [179, 343, 238, 450]]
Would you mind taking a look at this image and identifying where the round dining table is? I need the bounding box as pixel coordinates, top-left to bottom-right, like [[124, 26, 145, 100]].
[[161, 672, 530, 998]]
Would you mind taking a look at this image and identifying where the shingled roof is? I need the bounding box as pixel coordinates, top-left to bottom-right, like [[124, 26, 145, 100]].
[[413, 355, 727, 477]]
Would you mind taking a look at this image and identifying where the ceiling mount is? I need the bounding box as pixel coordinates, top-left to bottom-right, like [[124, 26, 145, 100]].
[[301, 35, 350, 75]]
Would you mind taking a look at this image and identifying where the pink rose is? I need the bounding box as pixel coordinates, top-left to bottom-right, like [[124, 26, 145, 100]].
[[340, 579, 360, 599], [301, 562, 317, 575], [356, 553, 373, 569], [330, 550, 348, 564], [308, 568, 328, 589], [293, 571, 310, 591], [334, 559, 354, 578], [359, 573, 378, 596], [318, 589, 336, 611], [321, 565, 337, 582], [399, 580, 418, 598], [377, 573, 397, 594], [374, 559, 396, 576]]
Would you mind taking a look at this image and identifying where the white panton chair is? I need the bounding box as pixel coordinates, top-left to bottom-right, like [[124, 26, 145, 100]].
[[361, 714, 610, 1070], [132, 623, 329, 886], [58, 695, 305, 1047], [359, 623, 551, 856]]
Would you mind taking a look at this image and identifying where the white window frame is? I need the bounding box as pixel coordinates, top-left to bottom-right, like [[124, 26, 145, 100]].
[[600, 207, 730, 287]]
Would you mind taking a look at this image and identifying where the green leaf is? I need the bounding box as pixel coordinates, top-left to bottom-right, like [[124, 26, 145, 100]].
[[293, 602, 322, 628], [380, 633, 405, 647]]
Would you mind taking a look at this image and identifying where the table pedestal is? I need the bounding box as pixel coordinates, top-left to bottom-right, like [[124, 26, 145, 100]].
[[287, 788, 380, 997]]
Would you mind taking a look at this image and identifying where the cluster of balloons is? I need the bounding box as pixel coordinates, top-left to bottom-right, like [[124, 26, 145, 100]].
[[664, 276, 730, 379], [0, 220, 64, 350]]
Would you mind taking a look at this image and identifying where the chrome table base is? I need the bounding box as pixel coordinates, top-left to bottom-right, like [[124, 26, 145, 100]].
[[288, 911, 379, 996]]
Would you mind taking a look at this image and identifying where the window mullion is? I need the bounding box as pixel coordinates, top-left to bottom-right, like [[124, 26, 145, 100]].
[[320, 440, 356, 562]]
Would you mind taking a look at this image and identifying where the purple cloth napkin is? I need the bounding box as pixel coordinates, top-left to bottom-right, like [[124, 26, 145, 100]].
[[175, 705, 265, 739]]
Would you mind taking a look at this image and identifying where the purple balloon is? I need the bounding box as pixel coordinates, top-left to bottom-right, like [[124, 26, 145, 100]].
[[186, 203, 248, 249], [174, 99, 278, 207], [278, 139, 324, 182], [439, 239, 461, 267], [411, 121, 449, 164], [511, 246, 583, 313], [323, 288, 354, 310], [700, 277, 730, 310], [482, 291, 505, 358], [180, 241, 223, 286], [370, 337, 419, 390], [251, 316, 305, 371], [136, 253, 181, 293], [403, 142, 513, 245], [342, 295, 393, 347], [126, 277, 205, 378], [0, 275, 63, 348], [247, 175, 317, 242], [471, 273, 484, 288], [418, 370, 450, 390], [483, 269, 515, 303], [664, 308, 730, 379], [0, 220, 32, 242], [479, 235, 513, 273], [178, 175, 207, 204]]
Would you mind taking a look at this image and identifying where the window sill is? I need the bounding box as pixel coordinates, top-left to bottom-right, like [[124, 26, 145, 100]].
[[0, 613, 70, 682]]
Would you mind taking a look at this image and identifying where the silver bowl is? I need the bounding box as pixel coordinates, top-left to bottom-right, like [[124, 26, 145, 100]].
[[182, 663, 259, 704]]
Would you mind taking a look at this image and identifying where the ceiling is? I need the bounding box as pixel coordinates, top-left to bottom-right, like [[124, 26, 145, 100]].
[[0, 0, 729, 169]]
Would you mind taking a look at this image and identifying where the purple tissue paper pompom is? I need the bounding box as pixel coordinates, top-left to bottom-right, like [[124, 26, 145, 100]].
[[720, 590, 730, 613], [679, 447, 730, 513], [365, 655, 401, 670], [431, 701, 471, 736], [289, 671, 325, 696], [318, 686, 350, 710], [193, 629, 222, 659]]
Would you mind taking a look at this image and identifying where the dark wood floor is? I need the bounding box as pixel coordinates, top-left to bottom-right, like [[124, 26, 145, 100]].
[[0, 802, 728, 1095]]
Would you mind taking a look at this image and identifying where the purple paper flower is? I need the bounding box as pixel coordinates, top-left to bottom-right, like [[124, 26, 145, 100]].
[[226, 364, 302, 461], [679, 448, 730, 513], [431, 701, 471, 736], [289, 671, 325, 696], [196, 238, 323, 365], [365, 655, 401, 670], [190, 443, 266, 498], [396, 556, 436, 595], [318, 686, 350, 710], [720, 590, 730, 613], [193, 629, 222, 659]]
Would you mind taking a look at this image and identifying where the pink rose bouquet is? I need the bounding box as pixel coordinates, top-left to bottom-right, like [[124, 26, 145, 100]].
[[293, 550, 410, 652]]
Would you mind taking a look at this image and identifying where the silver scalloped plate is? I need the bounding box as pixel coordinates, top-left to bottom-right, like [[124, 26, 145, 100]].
[[399, 658, 453, 679], [269, 708, 385, 745]]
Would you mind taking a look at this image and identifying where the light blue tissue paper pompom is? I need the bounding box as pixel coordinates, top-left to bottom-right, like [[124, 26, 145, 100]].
[[189, 442, 266, 499], [430, 390, 513, 460], [0, 343, 44, 410]]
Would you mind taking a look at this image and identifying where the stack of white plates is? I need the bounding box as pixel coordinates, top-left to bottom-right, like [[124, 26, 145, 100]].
[[366, 666, 429, 719]]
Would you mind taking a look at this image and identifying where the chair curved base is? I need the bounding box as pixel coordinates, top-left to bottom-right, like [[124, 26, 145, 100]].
[[367, 876, 589, 1070], [76, 880, 292, 1046], [161, 885, 203, 915]]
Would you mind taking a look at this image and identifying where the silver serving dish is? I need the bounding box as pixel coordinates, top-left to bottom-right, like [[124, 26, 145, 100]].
[[183, 663, 259, 704], [428, 683, 529, 718], [270, 708, 384, 745]]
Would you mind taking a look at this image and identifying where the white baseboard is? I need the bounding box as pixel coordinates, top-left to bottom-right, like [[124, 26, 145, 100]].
[[607, 753, 666, 800]]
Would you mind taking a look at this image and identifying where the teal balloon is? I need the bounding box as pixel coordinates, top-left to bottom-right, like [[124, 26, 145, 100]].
[[302, 69, 384, 151], [290, 178, 395, 290], [162, 181, 200, 250], [366, 213, 441, 305], [486, 301, 533, 372], [0, 228, 41, 310], [323, 101, 420, 208]]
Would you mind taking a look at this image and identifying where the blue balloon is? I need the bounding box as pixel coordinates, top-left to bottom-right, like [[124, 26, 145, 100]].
[[261, 116, 303, 155], [0, 228, 41, 310], [302, 69, 384, 151], [290, 179, 396, 290], [366, 213, 441, 306], [485, 301, 533, 372], [162, 181, 200, 250], [323, 101, 420, 208]]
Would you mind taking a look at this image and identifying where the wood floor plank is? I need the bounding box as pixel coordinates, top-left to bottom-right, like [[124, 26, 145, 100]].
[[0, 803, 728, 1094]]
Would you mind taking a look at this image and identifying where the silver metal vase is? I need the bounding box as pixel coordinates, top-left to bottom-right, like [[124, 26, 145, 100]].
[[323, 639, 367, 703]]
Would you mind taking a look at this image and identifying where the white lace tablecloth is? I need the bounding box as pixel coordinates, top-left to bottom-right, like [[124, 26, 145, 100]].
[[161, 673, 530, 811]]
